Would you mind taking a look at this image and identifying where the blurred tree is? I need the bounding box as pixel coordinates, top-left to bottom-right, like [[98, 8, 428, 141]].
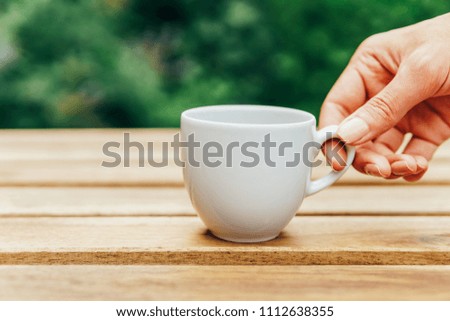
[[0, 0, 449, 128], [0, 0, 166, 127]]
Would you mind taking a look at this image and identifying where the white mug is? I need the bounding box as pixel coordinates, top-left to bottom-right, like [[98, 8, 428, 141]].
[[181, 105, 355, 243]]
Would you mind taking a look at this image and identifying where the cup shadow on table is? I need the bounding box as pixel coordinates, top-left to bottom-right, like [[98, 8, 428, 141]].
[[197, 229, 294, 246]]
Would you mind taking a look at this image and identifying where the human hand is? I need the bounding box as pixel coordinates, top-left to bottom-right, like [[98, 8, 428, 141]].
[[319, 13, 450, 181]]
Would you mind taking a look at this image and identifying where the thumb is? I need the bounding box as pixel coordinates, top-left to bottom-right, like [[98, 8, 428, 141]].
[[336, 66, 432, 145]]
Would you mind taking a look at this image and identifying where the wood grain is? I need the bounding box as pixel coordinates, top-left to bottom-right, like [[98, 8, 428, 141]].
[[0, 185, 449, 217], [0, 216, 449, 265], [1, 265, 449, 300]]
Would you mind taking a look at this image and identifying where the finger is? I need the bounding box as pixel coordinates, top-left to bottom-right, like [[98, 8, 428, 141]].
[[319, 66, 366, 128], [402, 136, 439, 161], [319, 65, 366, 171], [393, 154, 427, 182], [372, 127, 406, 155], [337, 63, 434, 145], [402, 154, 428, 182], [361, 128, 406, 179], [403, 170, 427, 182], [399, 136, 439, 181], [343, 128, 404, 178], [322, 139, 347, 171], [352, 145, 391, 178], [386, 154, 420, 177]]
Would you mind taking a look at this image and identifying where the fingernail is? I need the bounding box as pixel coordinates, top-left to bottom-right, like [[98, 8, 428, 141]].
[[392, 160, 414, 175], [364, 164, 382, 177], [331, 158, 346, 171], [337, 117, 369, 144], [416, 158, 428, 169]]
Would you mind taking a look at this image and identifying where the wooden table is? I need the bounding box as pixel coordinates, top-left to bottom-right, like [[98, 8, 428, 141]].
[[0, 129, 449, 300]]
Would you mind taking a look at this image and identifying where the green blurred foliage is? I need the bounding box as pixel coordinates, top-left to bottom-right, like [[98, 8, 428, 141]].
[[0, 0, 448, 128]]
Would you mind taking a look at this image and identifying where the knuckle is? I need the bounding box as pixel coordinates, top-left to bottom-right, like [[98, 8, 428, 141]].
[[405, 48, 436, 76], [402, 48, 445, 95], [358, 34, 383, 51], [352, 33, 386, 64], [412, 57, 433, 74], [366, 94, 397, 123]]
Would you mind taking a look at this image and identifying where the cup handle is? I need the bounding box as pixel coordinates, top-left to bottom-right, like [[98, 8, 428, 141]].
[[305, 125, 356, 197]]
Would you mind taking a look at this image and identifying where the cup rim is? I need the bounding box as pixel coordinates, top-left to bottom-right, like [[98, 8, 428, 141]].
[[181, 105, 316, 127]]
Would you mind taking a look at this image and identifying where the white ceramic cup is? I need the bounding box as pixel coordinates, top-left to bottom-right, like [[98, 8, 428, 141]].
[[181, 105, 355, 243]]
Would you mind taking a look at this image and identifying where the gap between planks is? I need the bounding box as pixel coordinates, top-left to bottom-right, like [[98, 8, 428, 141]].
[[0, 216, 449, 265]]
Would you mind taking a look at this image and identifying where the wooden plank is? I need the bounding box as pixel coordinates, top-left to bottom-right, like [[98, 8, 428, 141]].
[[0, 129, 448, 186], [0, 128, 177, 144], [0, 159, 181, 187], [302, 185, 450, 215], [0, 129, 174, 162], [0, 158, 449, 187], [0, 185, 449, 217], [0, 216, 449, 265], [1, 129, 449, 160], [1, 265, 449, 300]]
